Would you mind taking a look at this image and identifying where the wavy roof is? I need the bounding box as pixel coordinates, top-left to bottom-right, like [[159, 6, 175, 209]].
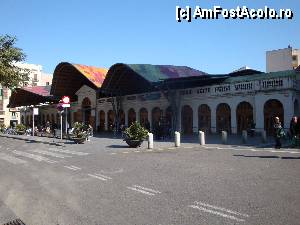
[[127, 64, 207, 83], [73, 64, 108, 88]]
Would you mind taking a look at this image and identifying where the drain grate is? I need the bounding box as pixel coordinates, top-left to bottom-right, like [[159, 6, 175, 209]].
[[2, 219, 26, 225]]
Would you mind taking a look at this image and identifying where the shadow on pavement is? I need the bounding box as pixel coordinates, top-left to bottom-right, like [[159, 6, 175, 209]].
[[233, 154, 300, 159], [0, 135, 64, 147]]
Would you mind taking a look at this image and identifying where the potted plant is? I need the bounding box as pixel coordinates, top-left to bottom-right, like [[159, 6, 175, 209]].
[[123, 121, 149, 148], [15, 124, 26, 135], [71, 122, 88, 144], [0, 123, 6, 133]]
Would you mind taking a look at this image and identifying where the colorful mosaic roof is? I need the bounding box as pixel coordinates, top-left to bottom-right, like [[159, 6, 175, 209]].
[[73, 64, 108, 88], [126, 64, 207, 83], [23, 85, 51, 96]]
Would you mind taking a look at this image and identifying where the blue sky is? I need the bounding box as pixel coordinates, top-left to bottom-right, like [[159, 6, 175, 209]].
[[1, 0, 299, 74]]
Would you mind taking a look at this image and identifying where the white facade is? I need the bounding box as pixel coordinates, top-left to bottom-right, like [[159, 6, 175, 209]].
[[0, 63, 53, 127], [267, 47, 300, 72]]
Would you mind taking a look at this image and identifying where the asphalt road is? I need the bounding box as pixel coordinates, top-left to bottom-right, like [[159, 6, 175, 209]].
[[0, 135, 300, 225]]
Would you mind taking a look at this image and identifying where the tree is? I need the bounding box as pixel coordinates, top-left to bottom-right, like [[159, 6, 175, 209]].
[[0, 35, 29, 89]]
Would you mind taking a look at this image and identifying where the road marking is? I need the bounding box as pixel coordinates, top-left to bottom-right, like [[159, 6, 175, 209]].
[[189, 201, 249, 222], [183, 146, 193, 149], [88, 173, 112, 181], [157, 148, 164, 151], [122, 152, 129, 154], [64, 165, 81, 171], [146, 150, 153, 152], [29, 149, 71, 158], [48, 148, 88, 156], [12, 150, 57, 163], [127, 185, 161, 196], [110, 153, 117, 155], [134, 150, 140, 153], [168, 147, 175, 150], [94, 173, 112, 180], [0, 152, 27, 164]]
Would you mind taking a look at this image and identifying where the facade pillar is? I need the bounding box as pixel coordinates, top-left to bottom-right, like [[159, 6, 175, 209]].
[[148, 107, 152, 130], [135, 107, 140, 123], [104, 111, 108, 131], [254, 95, 265, 132], [284, 94, 293, 130], [95, 109, 99, 131], [231, 104, 237, 134]]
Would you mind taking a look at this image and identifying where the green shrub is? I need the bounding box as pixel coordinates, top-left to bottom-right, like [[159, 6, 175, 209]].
[[0, 123, 6, 133], [124, 121, 148, 141], [16, 124, 26, 132], [73, 122, 88, 139]]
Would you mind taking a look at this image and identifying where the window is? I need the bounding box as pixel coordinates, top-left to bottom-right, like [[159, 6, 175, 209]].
[[33, 74, 38, 81], [46, 82, 50, 85], [292, 55, 298, 61]]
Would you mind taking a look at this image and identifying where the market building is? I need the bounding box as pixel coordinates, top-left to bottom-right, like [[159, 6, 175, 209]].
[[8, 61, 300, 136]]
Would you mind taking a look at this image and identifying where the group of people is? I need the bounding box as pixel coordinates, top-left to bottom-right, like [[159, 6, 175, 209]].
[[273, 116, 300, 149]]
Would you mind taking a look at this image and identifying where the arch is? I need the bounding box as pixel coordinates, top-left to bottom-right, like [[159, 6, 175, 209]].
[[107, 110, 115, 131], [294, 99, 299, 116], [216, 103, 231, 133], [236, 101, 253, 133], [99, 110, 105, 131], [139, 108, 148, 127], [51, 114, 55, 125], [118, 109, 125, 126], [181, 105, 193, 135], [128, 108, 136, 126], [198, 104, 211, 133], [152, 107, 162, 132], [264, 99, 284, 135], [82, 97, 91, 125]]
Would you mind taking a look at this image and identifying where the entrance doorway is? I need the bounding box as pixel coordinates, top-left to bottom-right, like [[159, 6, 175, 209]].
[[264, 99, 284, 135], [236, 101, 253, 134], [198, 104, 211, 133], [181, 105, 193, 135], [216, 103, 231, 133]]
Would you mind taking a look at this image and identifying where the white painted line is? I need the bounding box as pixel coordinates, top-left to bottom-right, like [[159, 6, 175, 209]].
[[184, 146, 193, 149], [64, 166, 78, 171], [70, 165, 81, 170], [168, 147, 175, 150], [194, 201, 249, 218], [48, 148, 88, 156], [95, 173, 112, 180], [157, 148, 164, 151], [146, 150, 153, 152], [29, 149, 71, 158], [188, 205, 245, 222], [134, 150, 140, 153], [0, 152, 27, 165], [127, 186, 155, 196], [133, 185, 161, 194], [110, 153, 117, 155], [87, 173, 107, 181], [122, 152, 129, 154], [13, 150, 57, 163]]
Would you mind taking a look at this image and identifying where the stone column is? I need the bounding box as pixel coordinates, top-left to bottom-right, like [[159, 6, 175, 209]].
[[148, 107, 152, 130], [192, 104, 198, 133], [231, 105, 237, 134], [254, 96, 265, 133], [104, 111, 108, 131], [124, 109, 128, 127], [210, 105, 217, 133], [283, 94, 293, 130]]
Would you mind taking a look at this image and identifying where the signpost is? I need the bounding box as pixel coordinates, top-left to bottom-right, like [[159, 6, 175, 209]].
[[57, 96, 70, 139]]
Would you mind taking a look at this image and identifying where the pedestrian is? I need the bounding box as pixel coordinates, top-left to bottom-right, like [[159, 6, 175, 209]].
[[274, 116, 284, 149], [290, 116, 298, 147]]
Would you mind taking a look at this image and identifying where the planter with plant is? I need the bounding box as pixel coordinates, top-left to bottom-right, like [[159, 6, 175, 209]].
[[123, 121, 149, 148], [71, 122, 88, 144], [0, 124, 6, 134], [15, 124, 26, 135]]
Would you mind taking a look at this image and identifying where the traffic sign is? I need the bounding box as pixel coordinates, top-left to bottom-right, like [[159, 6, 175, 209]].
[[62, 96, 70, 104]]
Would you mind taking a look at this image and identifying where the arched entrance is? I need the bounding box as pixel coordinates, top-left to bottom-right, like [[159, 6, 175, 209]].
[[107, 110, 115, 131], [99, 110, 105, 131], [181, 105, 193, 135], [82, 97, 91, 125], [128, 108, 136, 126], [118, 110, 125, 126], [139, 108, 148, 128], [21, 115, 24, 124], [236, 101, 253, 134], [152, 107, 162, 135], [216, 103, 231, 133], [264, 99, 284, 135], [165, 106, 173, 130], [198, 104, 211, 133]]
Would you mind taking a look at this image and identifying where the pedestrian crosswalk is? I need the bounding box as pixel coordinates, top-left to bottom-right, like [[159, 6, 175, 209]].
[[0, 147, 90, 166]]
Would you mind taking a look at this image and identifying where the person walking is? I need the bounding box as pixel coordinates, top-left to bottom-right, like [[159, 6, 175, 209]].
[[290, 116, 298, 147], [274, 116, 284, 149]]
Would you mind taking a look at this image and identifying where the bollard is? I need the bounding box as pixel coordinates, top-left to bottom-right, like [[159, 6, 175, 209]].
[[199, 131, 205, 145], [148, 133, 153, 149], [221, 131, 227, 144], [175, 131, 180, 147], [242, 130, 247, 144], [261, 130, 267, 143]]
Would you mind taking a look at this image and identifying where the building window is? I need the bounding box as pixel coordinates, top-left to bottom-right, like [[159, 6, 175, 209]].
[[34, 74, 38, 81], [46, 82, 50, 85], [292, 55, 298, 61]]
